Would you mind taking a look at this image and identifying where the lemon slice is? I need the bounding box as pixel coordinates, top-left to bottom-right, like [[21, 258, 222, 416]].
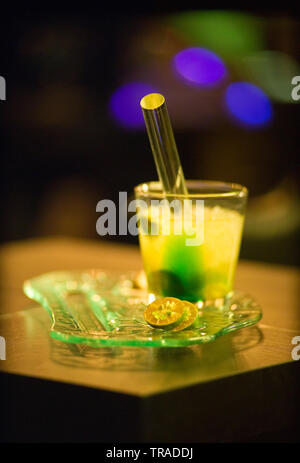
[[172, 300, 199, 331], [144, 297, 184, 329]]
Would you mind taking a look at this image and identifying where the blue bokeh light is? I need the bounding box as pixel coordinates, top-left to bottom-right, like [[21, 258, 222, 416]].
[[225, 82, 272, 127], [109, 82, 158, 129], [173, 47, 226, 86]]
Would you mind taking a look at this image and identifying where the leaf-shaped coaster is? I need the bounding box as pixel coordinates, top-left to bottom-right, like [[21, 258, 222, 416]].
[[23, 270, 262, 347]]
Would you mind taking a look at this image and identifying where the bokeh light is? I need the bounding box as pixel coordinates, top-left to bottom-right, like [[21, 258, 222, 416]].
[[173, 48, 226, 87], [169, 11, 263, 59], [225, 82, 272, 127], [243, 51, 300, 103], [109, 82, 158, 129]]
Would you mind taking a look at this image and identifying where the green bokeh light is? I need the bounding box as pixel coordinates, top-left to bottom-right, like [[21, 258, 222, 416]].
[[168, 10, 264, 59], [243, 51, 300, 103]]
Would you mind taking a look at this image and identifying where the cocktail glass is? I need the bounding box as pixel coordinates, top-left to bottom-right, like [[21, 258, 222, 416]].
[[135, 180, 248, 303]]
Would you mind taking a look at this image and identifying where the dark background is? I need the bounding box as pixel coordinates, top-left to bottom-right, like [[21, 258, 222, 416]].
[[1, 6, 300, 266]]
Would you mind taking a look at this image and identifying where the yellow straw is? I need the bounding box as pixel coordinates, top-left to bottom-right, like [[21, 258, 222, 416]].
[[140, 93, 188, 195]]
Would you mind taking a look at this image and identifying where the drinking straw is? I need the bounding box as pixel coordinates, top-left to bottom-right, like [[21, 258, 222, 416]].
[[140, 93, 188, 195]]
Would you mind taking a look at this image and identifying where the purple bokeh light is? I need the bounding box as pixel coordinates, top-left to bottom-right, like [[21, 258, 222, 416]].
[[225, 82, 272, 127], [173, 47, 226, 87], [109, 82, 158, 129]]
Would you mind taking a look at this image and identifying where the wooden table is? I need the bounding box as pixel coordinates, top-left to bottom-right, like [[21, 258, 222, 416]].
[[0, 237, 299, 442]]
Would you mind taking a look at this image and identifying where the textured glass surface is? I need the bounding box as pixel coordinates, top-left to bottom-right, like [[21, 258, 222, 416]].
[[23, 270, 262, 347]]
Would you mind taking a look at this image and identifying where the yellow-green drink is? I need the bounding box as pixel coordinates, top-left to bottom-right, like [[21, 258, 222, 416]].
[[135, 180, 247, 302]]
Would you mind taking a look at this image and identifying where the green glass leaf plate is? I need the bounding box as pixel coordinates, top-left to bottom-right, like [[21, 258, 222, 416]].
[[23, 270, 262, 347]]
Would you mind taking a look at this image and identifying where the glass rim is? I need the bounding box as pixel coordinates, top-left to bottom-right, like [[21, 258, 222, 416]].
[[134, 180, 248, 199]]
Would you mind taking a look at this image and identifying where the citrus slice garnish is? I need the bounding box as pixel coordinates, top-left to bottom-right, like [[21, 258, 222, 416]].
[[172, 300, 199, 331], [144, 297, 184, 329]]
